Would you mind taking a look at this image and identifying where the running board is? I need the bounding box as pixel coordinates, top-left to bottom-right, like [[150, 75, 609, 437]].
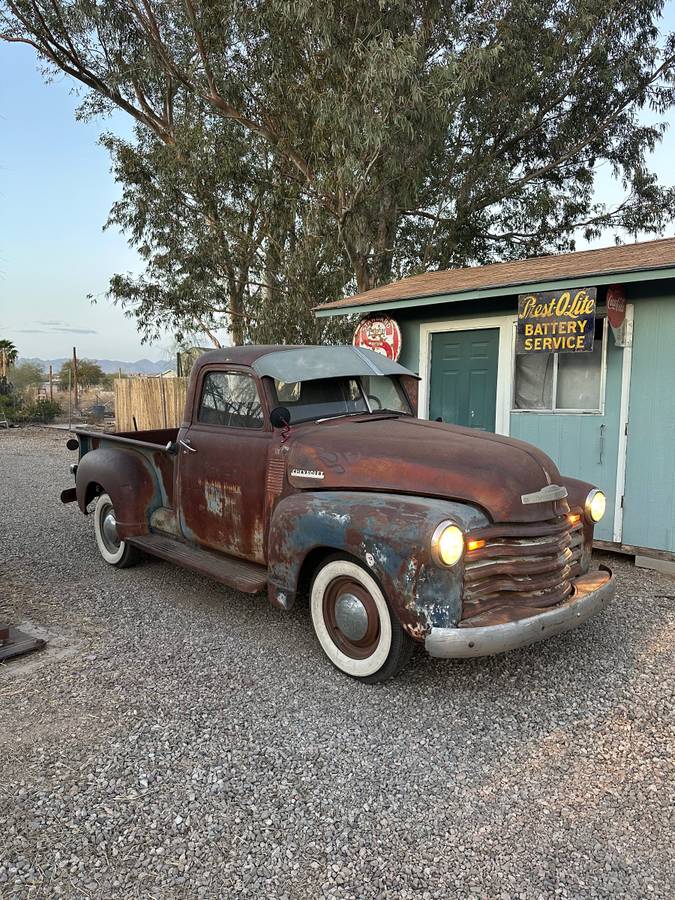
[[128, 534, 267, 594]]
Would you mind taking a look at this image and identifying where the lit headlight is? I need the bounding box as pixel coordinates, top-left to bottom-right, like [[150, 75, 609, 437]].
[[585, 489, 606, 523], [431, 522, 464, 567]]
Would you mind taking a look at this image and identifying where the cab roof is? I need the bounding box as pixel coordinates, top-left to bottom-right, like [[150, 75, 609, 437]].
[[197, 345, 418, 382]]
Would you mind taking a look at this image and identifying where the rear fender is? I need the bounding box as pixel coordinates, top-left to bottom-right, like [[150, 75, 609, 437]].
[[75, 447, 163, 540], [267, 491, 489, 640]]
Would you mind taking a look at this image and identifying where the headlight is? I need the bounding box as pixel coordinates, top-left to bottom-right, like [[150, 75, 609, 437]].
[[431, 522, 464, 567], [585, 489, 606, 523]]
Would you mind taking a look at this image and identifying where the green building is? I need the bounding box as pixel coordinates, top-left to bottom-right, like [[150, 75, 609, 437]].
[[316, 237, 675, 569]]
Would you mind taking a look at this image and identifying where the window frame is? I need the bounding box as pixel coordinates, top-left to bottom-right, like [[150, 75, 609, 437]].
[[511, 316, 608, 416], [269, 375, 372, 425], [194, 367, 267, 431]]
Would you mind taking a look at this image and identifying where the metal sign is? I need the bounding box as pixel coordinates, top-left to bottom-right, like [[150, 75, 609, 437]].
[[516, 287, 596, 354], [353, 314, 402, 361], [606, 284, 626, 329]]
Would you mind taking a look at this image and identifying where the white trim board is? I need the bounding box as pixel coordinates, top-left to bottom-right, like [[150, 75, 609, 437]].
[[612, 303, 634, 543], [418, 315, 516, 435]]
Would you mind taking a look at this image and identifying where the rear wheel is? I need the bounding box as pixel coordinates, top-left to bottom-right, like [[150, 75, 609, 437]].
[[93, 493, 140, 568], [310, 556, 414, 683]]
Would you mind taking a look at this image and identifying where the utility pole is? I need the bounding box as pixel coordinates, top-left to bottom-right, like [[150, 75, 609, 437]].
[[48, 364, 53, 401], [72, 346, 78, 409]]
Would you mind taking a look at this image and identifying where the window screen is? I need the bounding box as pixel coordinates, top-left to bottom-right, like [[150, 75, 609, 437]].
[[198, 372, 264, 428], [513, 319, 605, 412]]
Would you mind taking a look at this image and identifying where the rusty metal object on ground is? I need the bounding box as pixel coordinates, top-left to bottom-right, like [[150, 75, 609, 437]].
[[0, 624, 46, 662]]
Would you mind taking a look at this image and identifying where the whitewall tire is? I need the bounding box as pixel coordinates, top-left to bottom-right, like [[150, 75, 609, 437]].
[[310, 556, 414, 682], [93, 493, 140, 568]]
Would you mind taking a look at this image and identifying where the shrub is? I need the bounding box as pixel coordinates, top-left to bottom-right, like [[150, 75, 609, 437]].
[[25, 399, 62, 423], [0, 393, 23, 422]]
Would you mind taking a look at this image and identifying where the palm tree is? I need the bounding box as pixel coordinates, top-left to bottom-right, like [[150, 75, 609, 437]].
[[0, 339, 18, 365], [0, 339, 18, 380]]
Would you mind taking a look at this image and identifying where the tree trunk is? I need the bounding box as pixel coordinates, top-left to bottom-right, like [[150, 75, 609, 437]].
[[229, 293, 245, 345]]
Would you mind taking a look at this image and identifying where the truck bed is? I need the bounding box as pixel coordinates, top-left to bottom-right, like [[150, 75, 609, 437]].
[[76, 427, 179, 450]]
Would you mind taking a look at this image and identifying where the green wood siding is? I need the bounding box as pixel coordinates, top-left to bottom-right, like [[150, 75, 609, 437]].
[[509, 330, 623, 543], [622, 295, 675, 552]]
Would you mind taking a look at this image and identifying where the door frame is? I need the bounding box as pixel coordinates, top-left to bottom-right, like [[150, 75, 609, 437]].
[[612, 303, 634, 543], [418, 315, 516, 435]]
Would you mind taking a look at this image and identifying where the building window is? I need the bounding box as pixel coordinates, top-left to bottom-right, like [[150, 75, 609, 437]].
[[198, 371, 264, 428], [513, 318, 606, 413]]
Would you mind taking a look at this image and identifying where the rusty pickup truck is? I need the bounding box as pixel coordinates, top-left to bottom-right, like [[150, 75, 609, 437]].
[[62, 345, 614, 682]]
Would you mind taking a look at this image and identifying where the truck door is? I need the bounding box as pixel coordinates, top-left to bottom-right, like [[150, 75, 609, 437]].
[[177, 366, 271, 563]]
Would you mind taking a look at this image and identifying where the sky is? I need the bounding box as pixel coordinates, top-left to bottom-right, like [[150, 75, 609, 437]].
[[1, 9, 675, 362], [0, 44, 162, 361]]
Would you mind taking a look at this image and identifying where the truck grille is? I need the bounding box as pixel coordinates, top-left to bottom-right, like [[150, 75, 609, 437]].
[[461, 515, 584, 626]]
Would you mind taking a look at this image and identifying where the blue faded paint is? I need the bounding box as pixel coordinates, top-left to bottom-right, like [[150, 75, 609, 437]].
[[622, 291, 675, 552], [509, 325, 623, 543], [268, 491, 489, 638]]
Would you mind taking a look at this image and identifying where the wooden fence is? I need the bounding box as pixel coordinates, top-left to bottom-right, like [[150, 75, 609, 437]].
[[115, 377, 189, 432]]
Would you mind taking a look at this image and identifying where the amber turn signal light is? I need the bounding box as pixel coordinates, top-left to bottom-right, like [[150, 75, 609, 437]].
[[567, 513, 581, 525], [466, 538, 486, 552]]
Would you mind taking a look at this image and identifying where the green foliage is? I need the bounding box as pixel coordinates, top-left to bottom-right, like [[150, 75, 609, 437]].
[[0, 339, 18, 365], [10, 361, 45, 392], [25, 398, 61, 423], [0, 394, 61, 423], [2, 1, 675, 345], [0, 392, 22, 420], [58, 359, 106, 390]]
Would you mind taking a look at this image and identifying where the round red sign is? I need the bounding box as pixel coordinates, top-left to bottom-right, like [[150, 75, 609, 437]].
[[606, 284, 626, 329], [353, 315, 402, 361]]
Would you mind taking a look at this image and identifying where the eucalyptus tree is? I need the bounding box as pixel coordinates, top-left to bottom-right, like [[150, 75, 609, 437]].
[[2, 1, 674, 344]]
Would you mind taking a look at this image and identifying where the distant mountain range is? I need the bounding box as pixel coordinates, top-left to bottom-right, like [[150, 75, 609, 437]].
[[18, 357, 175, 375]]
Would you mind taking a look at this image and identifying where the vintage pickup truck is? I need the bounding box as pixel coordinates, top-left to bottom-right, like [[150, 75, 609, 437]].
[[62, 345, 614, 682]]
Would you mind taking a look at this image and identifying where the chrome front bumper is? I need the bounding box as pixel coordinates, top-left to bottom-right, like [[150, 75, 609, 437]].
[[425, 566, 615, 659]]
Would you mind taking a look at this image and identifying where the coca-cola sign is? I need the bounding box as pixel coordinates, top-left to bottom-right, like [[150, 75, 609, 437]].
[[606, 284, 627, 329]]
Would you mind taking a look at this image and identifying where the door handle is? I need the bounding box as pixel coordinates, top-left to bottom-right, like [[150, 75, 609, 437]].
[[179, 439, 197, 453]]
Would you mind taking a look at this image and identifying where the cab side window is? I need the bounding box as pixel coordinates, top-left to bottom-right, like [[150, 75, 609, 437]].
[[198, 372, 264, 429]]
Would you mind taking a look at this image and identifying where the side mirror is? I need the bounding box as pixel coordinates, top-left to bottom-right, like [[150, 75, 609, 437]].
[[270, 406, 291, 429]]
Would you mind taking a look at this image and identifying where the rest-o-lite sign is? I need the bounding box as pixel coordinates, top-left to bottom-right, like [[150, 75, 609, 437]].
[[516, 287, 596, 354]]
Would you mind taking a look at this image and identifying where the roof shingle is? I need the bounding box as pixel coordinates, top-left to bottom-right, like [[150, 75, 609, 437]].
[[316, 237, 675, 312]]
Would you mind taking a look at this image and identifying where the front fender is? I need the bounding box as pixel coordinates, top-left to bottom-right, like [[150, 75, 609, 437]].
[[75, 447, 163, 540], [561, 475, 597, 571], [267, 491, 489, 640]]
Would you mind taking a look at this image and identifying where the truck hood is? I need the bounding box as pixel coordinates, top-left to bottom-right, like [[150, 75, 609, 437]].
[[285, 416, 569, 524]]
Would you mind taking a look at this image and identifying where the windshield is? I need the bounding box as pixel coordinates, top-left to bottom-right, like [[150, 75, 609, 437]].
[[272, 375, 411, 424]]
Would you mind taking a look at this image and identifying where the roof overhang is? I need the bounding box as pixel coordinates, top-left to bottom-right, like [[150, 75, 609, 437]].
[[315, 264, 675, 318]]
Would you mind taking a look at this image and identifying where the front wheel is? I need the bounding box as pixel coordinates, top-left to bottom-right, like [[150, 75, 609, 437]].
[[93, 493, 140, 568], [310, 556, 414, 683]]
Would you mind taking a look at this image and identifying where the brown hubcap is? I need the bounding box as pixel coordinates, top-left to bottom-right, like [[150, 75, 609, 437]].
[[322, 576, 381, 659]]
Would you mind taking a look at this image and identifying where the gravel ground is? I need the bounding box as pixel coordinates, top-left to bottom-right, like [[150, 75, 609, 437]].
[[0, 426, 673, 900]]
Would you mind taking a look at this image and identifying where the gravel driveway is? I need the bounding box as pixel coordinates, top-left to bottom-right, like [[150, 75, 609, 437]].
[[1, 427, 673, 899]]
